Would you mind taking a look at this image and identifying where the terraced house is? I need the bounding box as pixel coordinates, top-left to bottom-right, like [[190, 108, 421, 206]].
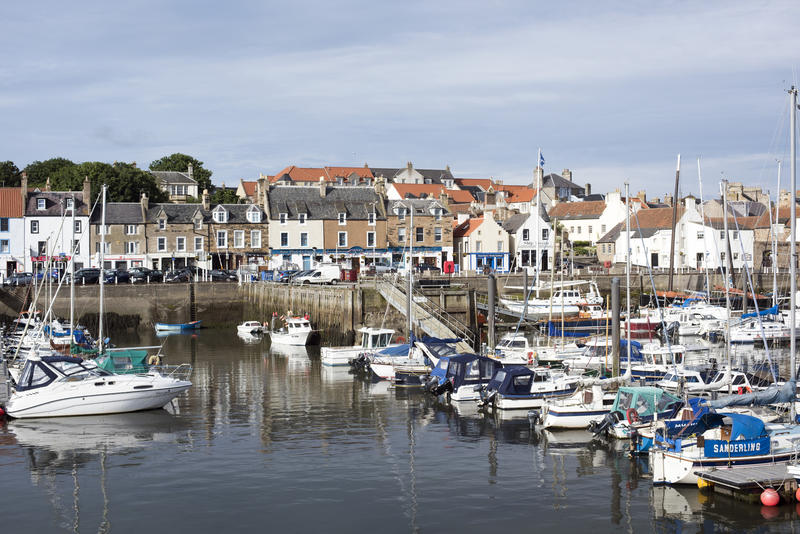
[[386, 198, 452, 268], [144, 198, 209, 271], [89, 199, 149, 269], [207, 194, 268, 269]]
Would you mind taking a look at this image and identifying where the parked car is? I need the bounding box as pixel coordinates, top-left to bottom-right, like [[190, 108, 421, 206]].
[[103, 269, 131, 284], [164, 269, 193, 283], [288, 270, 314, 283], [293, 264, 342, 285], [34, 270, 61, 282], [209, 269, 237, 282], [414, 263, 440, 274], [70, 268, 101, 284], [366, 261, 395, 275], [276, 270, 300, 283], [3, 272, 33, 286], [130, 267, 163, 283]]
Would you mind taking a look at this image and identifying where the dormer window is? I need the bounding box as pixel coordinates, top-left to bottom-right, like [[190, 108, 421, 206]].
[[338, 212, 346, 225], [158, 219, 166, 230], [298, 213, 306, 225], [66, 198, 74, 210], [246, 208, 261, 223], [213, 207, 228, 223], [368, 212, 375, 226], [37, 198, 46, 210], [398, 208, 406, 222], [194, 218, 203, 230], [279, 213, 287, 225], [433, 208, 442, 221]]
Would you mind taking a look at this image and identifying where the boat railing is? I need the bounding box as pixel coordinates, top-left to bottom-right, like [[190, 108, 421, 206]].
[[151, 363, 193, 381]]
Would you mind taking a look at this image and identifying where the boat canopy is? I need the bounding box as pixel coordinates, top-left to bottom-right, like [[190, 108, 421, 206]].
[[485, 366, 536, 396], [741, 305, 779, 319], [706, 379, 796, 409], [433, 354, 501, 389], [718, 412, 767, 440], [611, 386, 681, 418], [95, 349, 150, 374]]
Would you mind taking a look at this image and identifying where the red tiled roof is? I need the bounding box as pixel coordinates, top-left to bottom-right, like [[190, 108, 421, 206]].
[[497, 185, 535, 203], [269, 165, 374, 183], [548, 200, 606, 219], [241, 181, 257, 196], [633, 207, 684, 229], [454, 217, 483, 237], [0, 188, 24, 217], [324, 166, 374, 179], [454, 177, 495, 190], [448, 203, 473, 214], [445, 189, 475, 203]]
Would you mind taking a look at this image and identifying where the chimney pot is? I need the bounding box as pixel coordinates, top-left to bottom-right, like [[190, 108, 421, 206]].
[[202, 189, 210, 211]]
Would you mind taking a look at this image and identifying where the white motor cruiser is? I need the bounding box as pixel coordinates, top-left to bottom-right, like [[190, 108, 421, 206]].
[[5, 355, 192, 419], [539, 385, 616, 429], [321, 327, 396, 366], [269, 316, 313, 346], [237, 321, 264, 335]]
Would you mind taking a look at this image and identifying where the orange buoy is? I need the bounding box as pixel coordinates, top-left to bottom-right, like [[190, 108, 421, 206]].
[[761, 488, 780, 507], [795, 487, 800, 502]]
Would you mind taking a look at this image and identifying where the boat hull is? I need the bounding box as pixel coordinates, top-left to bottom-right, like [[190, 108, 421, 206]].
[[270, 330, 311, 346], [155, 321, 202, 332], [651, 449, 797, 485]]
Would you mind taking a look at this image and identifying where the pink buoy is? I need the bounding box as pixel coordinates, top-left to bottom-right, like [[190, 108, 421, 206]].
[[796, 487, 800, 503], [761, 488, 780, 507]]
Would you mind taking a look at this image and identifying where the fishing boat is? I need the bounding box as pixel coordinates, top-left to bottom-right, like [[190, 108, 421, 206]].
[[320, 327, 397, 366], [269, 316, 313, 346], [154, 320, 202, 332], [5, 355, 192, 419], [477, 365, 580, 410], [237, 321, 264, 335]]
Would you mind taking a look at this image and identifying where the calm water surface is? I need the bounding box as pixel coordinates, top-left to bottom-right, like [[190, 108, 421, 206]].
[[1, 330, 798, 533]]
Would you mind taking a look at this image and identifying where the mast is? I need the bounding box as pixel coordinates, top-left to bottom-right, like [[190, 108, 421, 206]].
[[721, 180, 733, 394], [696, 158, 712, 298], [407, 203, 413, 338], [99, 184, 106, 353], [773, 160, 781, 308], [625, 182, 631, 374], [790, 87, 797, 414], [548, 217, 557, 327], [535, 149, 542, 298], [70, 194, 75, 334], [667, 154, 681, 292]]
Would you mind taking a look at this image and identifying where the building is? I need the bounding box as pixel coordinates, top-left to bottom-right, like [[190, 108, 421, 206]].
[[0, 187, 25, 277], [535, 167, 586, 205], [207, 197, 268, 270], [23, 177, 92, 273], [372, 162, 455, 187], [386, 198, 452, 268], [502, 204, 553, 274], [151, 165, 199, 202], [268, 165, 374, 185], [236, 180, 259, 203], [89, 200, 148, 269], [144, 201, 209, 271], [548, 191, 636, 246], [453, 211, 511, 273]]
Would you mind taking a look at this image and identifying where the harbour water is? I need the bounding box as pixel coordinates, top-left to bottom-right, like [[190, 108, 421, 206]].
[[1, 329, 799, 533]]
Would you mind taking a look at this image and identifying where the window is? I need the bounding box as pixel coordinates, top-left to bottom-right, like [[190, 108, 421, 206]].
[[434, 208, 442, 221], [542, 229, 548, 240], [416, 227, 424, 243], [247, 210, 261, 223], [216, 231, 227, 248], [497, 241, 503, 252], [251, 230, 261, 248], [280, 232, 289, 247], [213, 209, 227, 223], [194, 219, 202, 230], [0, 240, 8, 253], [126, 241, 139, 254], [398, 208, 406, 222], [233, 230, 244, 248], [577, 226, 582, 234], [367, 231, 375, 248], [279, 213, 287, 225], [74, 220, 82, 234], [720, 231, 724, 239], [733, 252, 739, 260], [300, 232, 308, 247], [732, 231, 738, 239], [338, 231, 347, 247], [338, 212, 346, 225], [720, 252, 726, 260], [522, 229, 530, 241], [697, 231, 704, 239], [434, 227, 442, 242], [299, 213, 306, 225], [126, 224, 136, 235], [66, 198, 74, 210], [398, 228, 406, 243], [368, 212, 376, 226], [588, 225, 593, 234], [0, 218, 7, 231], [37, 198, 46, 210], [601, 224, 606, 234], [176, 237, 186, 252], [73, 239, 80, 254], [157, 237, 166, 251], [38, 241, 47, 255], [95, 225, 109, 235], [95, 242, 110, 254], [476, 241, 482, 252], [194, 237, 203, 251], [570, 226, 574, 233], [158, 219, 166, 230], [30, 220, 39, 234]]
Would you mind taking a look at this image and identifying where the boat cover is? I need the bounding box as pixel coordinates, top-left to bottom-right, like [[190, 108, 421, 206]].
[[611, 386, 681, 418], [741, 305, 779, 319], [705, 379, 796, 409]]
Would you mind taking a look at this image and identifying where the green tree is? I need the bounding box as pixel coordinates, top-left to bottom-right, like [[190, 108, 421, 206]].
[[49, 161, 168, 204], [210, 187, 239, 205], [0, 161, 21, 186], [149, 153, 213, 192], [24, 158, 76, 186]]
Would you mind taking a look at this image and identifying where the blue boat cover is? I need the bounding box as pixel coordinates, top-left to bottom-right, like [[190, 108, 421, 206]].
[[719, 412, 767, 440], [741, 305, 779, 319], [377, 344, 412, 356], [706, 379, 795, 409]]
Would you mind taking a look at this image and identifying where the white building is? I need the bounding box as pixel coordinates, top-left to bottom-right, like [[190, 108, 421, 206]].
[[501, 205, 554, 275], [454, 210, 511, 273], [548, 190, 640, 245], [265, 185, 326, 270]]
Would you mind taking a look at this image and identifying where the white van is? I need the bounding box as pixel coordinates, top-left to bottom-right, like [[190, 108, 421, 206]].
[[294, 264, 341, 285]]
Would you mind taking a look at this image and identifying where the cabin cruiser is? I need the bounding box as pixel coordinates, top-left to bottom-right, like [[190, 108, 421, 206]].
[[492, 332, 536, 365], [539, 385, 616, 429], [237, 321, 264, 335], [477, 366, 581, 410], [589, 386, 683, 439], [321, 327, 396, 366], [269, 316, 313, 346], [728, 318, 791, 344], [559, 338, 642, 373], [5, 355, 192, 419], [499, 281, 602, 320], [423, 354, 503, 401]]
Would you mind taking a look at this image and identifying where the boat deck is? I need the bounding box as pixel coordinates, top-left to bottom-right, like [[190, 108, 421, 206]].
[[697, 464, 794, 491]]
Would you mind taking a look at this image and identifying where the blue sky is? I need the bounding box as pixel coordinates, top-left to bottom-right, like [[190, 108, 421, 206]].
[[2, 1, 799, 199]]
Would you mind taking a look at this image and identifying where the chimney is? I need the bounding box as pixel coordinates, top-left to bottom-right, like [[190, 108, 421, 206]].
[[534, 166, 544, 186], [664, 194, 673, 207], [45, 177, 51, 192], [140, 192, 149, 220], [188, 163, 194, 178], [585, 183, 591, 196], [562, 168, 572, 182], [684, 197, 696, 209], [20, 171, 28, 205], [406, 161, 413, 171], [779, 189, 792, 207], [202, 189, 210, 211], [637, 190, 646, 203], [82, 176, 91, 206], [319, 176, 327, 198]]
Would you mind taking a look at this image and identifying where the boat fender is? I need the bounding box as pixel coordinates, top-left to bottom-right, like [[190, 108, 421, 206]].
[[626, 408, 640, 424], [527, 351, 534, 366], [148, 354, 162, 366], [761, 488, 780, 507]]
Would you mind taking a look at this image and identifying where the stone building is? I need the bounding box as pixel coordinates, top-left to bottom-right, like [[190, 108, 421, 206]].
[[386, 198, 452, 268], [207, 196, 268, 270], [89, 200, 149, 269]]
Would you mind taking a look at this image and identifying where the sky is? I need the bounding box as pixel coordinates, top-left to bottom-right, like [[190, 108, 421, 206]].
[[2, 0, 800, 199]]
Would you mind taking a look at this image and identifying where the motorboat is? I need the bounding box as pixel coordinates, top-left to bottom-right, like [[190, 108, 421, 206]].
[[539, 385, 616, 429], [423, 354, 503, 401], [269, 316, 313, 346], [728, 318, 791, 344], [560, 338, 642, 373], [478, 365, 581, 410], [589, 386, 683, 439], [5, 355, 192, 419], [321, 327, 397, 366], [499, 281, 602, 320], [492, 332, 536, 365], [237, 321, 264, 335]]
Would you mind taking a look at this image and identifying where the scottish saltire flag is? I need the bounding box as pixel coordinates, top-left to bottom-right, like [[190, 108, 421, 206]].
[[539, 152, 545, 167]]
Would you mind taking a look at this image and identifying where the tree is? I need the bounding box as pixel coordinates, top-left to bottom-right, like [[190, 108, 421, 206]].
[[24, 158, 76, 186], [210, 187, 239, 205], [149, 153, 213, 192], [49, 161, 168, 205], [0, 161, 21, 187]]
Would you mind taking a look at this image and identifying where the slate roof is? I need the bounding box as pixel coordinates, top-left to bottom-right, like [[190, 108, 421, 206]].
[[392, 183, 447, 199], [26, 191, 91, 217], [372, 167, 454, 184], [631, 228, 659, 239], [454, 177, 494, 190], [147, 203, 209, 223], [0, 188, 24, 218], [548, 200, 606, 220], [542, 173, 585, 194], [211, 203, 266, 224], [597, 221, 624, 243], [267, 186, 385, 220], [90, 202, 145, 224], [500, 213, 529, 233], [389, 198, 449, 216], [151, 170, 198, 185]]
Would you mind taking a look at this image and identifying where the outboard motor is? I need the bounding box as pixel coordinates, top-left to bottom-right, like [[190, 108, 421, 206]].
[[589, 411, 621, 436], [527, 410, 541, 427], [431, 378, 454, 397]]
